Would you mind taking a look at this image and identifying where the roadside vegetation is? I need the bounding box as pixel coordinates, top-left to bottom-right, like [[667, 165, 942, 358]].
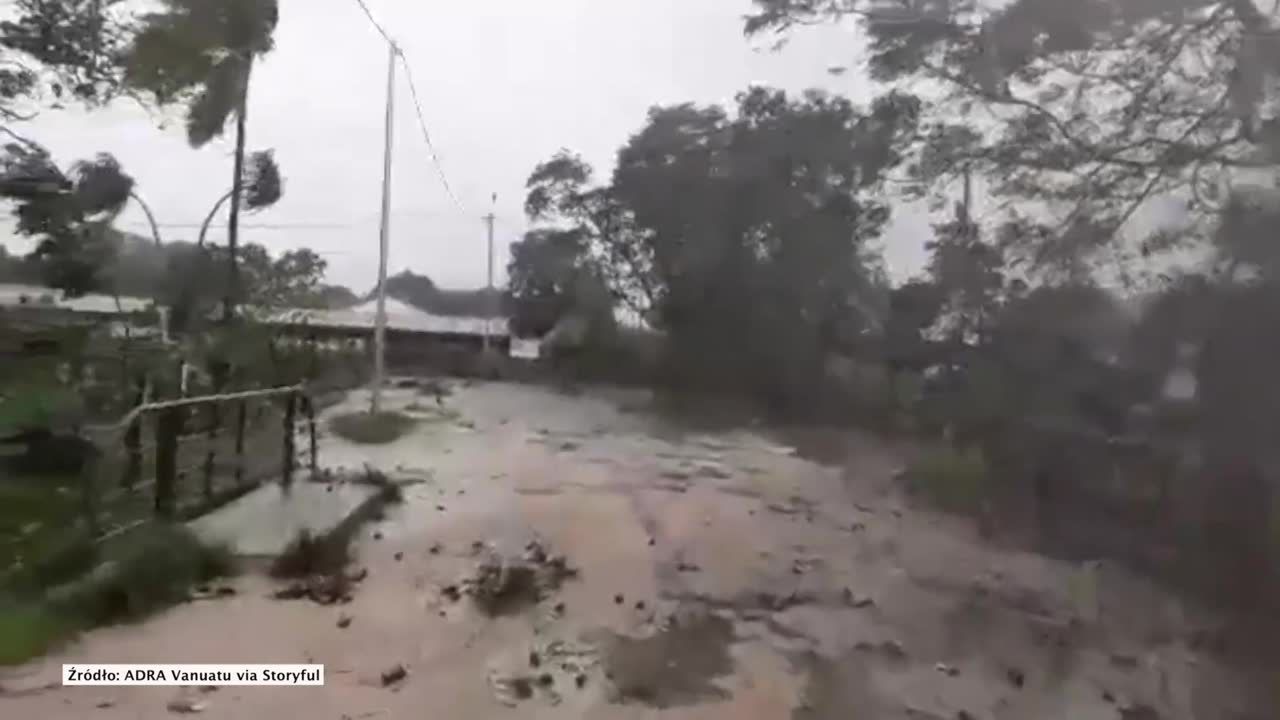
[[0, 524, 233, 666]]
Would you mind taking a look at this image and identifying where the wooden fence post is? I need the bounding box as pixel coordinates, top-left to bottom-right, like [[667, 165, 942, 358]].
[[201, 400, 219, 505], [305, 395, 318, 478], [282, 392, 296, 488], [234, 400, 247, 486], [154, 406, 179, 518]]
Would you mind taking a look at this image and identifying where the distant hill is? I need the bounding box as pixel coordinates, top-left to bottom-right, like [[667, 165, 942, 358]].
[[376, 270, 504, 318]]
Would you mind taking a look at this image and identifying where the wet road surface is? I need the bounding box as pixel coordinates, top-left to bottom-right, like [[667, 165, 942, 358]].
[[1, 381, 1273, 719]]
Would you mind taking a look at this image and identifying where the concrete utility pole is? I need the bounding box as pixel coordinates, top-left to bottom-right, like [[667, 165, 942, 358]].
[[371, 42, 397, 414], [482, 193, 497, 353]]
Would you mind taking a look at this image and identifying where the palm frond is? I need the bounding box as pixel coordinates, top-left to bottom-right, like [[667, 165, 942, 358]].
[[244, 149, 282, 210], [185, 56, 245, 147]]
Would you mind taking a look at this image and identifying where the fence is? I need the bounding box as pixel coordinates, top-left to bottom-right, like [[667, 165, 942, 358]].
[[1, 385, 319, 583]]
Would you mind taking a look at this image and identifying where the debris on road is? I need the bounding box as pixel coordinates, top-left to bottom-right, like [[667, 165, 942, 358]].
[[380, 664, 407, 687], [842, 588, 874, 608], [460, 540, 579, 615], [166, 698, 207, 714]]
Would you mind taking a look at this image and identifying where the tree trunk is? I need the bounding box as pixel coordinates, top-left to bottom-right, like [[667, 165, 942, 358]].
[[223, 60, 252, 323]]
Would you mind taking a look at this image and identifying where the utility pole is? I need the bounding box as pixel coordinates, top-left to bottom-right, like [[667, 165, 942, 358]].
[[483, 193, 496, 353], [371, 42, 397, 414]]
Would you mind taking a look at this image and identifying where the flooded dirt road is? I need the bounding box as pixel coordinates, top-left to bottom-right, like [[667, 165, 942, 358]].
[[1, 381, 1273, 719]]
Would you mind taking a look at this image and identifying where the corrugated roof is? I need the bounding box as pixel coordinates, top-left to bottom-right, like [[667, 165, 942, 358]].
[[262, 298, 508, 338], [0, 283, 151, 314]]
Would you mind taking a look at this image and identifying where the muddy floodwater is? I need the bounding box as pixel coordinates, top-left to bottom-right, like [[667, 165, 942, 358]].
[[1, 381, 1274, 719]]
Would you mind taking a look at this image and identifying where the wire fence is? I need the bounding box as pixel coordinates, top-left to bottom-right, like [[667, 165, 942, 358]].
[[1, 385, 319, 583]]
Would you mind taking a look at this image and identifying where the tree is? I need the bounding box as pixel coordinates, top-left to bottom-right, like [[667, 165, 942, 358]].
[[125, 0, 280, 319], [0, 0, 130, 122], [0, 1, 148, 289], [507, 227, 605, 338], [1, 148, 134, 296], [524, 151, 656, 317], [195, 149, 282, 248], [746, 0, 1280, 281], [519, 87, 915, 411]]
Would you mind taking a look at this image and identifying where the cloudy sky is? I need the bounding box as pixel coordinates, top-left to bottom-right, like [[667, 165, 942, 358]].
[[9, 0, 936, 293]]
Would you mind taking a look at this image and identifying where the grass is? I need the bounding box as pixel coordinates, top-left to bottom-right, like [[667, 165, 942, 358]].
[[329, 411, 416, 445], [0, 603, 78, 666], [50, 524, 235, 626], [902, 445, 990, 514], [0, 524, 235, 667], [0, 473, 83, 573]]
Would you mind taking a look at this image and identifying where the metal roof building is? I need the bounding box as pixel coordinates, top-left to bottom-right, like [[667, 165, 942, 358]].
[[262, 298, 508, 339]]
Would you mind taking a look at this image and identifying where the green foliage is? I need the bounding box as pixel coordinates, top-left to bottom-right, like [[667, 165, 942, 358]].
[[329, 411, 415, 445], [904, 445, 990, 514], [0, 525, 234, 665], [0, 603, 77, 666], [0, 148, 136, 297], [0, 378, 82, 434], [516, 87, 914, 412], [8, 529, 97, 592], [52, 524, 234, 625], [125, 0, 279, 146], [747, 0, 1280, 278], [0, 0, 130, 115], [126, 0, 280, 317]]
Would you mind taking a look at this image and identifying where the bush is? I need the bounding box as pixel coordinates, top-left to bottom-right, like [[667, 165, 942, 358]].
[[1, 525, 234, 665], [0, 603, 77, 666], [903, 446, 990, 514], [14, 530, 98, 592], [328, 411, 415, 445], [54, 524, 234, 625]]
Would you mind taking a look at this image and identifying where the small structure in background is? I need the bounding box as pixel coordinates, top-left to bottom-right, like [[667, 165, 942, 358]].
[[262, 297, 512, 374], [0, 283, 163, 340]]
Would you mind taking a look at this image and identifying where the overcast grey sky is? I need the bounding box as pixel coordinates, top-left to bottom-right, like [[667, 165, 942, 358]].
[[8, 0, 934, 292]]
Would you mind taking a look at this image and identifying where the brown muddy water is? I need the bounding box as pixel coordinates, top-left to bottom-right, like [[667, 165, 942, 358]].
[[1, 381, 1275, 719]]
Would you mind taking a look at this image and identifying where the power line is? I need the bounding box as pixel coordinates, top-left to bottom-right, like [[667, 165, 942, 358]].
[[347, 0, 468, 214], [123, 222, 355, 230], [351, 0, 395, 47], [399, 53, 467, 213]]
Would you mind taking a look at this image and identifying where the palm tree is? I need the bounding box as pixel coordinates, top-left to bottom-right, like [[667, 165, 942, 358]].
[[124, 0, 280, 320], [196, 149, 282, 248], [0, 145, 157, 296]]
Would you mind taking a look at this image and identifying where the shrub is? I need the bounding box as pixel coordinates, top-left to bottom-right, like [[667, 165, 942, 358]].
[[328, 411, 415, 445], [54, 524, 234, 625], [0, 603, 77, 666], [14, 530, 98, 592], [270, 529, 351, 580], [903, 446, 990, 514]]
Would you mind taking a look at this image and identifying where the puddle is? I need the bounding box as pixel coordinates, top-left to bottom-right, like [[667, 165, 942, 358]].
[[792, 653, 888, 720], [596, 606, 736, 708]]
